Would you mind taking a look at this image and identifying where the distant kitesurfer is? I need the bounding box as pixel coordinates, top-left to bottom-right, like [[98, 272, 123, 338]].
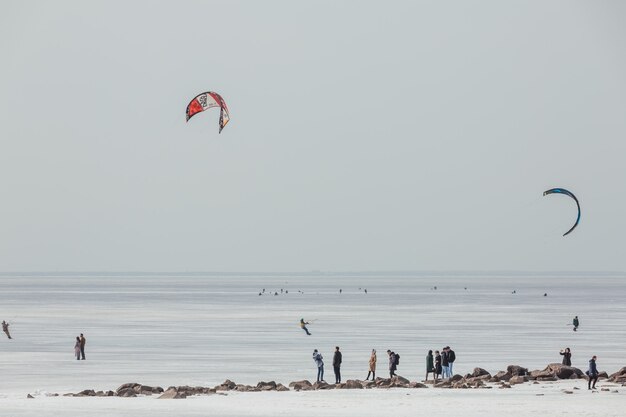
[[573, 316, 579, 332], [2, 321, 11, 339], [300, 318, 311, 335]]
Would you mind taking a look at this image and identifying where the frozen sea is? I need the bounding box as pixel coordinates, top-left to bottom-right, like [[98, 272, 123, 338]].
[[1, 272, 625, 403]]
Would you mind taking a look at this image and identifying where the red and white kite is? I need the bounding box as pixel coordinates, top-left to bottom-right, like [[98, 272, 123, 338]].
[[185, 91, 230, 133]]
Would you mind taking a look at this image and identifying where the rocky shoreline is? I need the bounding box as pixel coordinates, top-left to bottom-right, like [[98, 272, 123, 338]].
[[29, 364, 626, 399]]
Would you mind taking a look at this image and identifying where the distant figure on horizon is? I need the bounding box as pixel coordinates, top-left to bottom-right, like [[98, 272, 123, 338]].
[[364, 289, 367, 294], [366, 349, 376, 380], [425, 350, 435, 381], [339, 289, 342, 294], [79, 333, 86, 360], [333, 346, 342, 384], [446, 346, 456, 376], [434, 350, 442, 381], [544, 293, 547, 297], [313, 349, 325, 383], [512, 290, 516, 294], [441, 347, 450, 379], [74, 337, 81, 360], [300, 318, 311, 336], [560, 347, 572, 366], [587, 355, 598, 390], [573, 316, 579, 332], [2, 320, 11, 339], [387, 350, 398, 378]]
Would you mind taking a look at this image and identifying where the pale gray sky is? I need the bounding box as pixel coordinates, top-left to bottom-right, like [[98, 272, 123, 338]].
[[1, 1, 625, 272]]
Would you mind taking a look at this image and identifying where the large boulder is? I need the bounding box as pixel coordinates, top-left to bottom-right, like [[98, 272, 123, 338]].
[[409, 382, 428, 388], [491, 371, 511, 382], [116, 383, 140, 393], [471, 368, 491, 378], [344, 380, 363, 389], [390, 376, 410, 387], [117, 388, 137, 398], [313, 381, 334, 390], [256, 381, 277, 391], [289, 380, 313, 391], [544, 363, 585, 379], [609, 367, 626, 382], [509, 375, 528, 385], [449, 374, 463, 382], [507, 365, 528, 377], [276, 383, 290, 392], [158, 388, 187, 399]]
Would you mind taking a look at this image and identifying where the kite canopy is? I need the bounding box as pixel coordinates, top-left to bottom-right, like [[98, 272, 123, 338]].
[[186, 91, 230, 133], [543, 188, 580, 236]]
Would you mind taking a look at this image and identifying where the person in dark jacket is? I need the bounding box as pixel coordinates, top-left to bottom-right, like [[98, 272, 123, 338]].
[[573, 316, 579, 332], [587, 355, 598, 390], [79, 333, 86, 360], [447, 347, 456, 376], [333, 346, 342, 384], [387, 350, 397, 377], [441, 348, 449, 379], [560, 347, 572, 366], [425, 350, 435, 381], [434, 350, 442, 381]]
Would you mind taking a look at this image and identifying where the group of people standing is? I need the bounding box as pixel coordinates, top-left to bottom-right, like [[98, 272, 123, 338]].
[[73, 333, 86, 360], [312, 347, 343, 384], [312, 347, 402, 384], [425, 347, 456, 381]]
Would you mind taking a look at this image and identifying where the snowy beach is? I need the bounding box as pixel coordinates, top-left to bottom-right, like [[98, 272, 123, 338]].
[[1, 273, 625, 416]]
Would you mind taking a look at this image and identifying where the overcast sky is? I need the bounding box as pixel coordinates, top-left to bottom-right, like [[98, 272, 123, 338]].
[[1, 1, 625, 272]]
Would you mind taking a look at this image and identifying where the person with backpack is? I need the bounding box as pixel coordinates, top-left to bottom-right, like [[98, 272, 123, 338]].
[[387, 350, 398, 377], [441, 347, 449, 379], [425, 350, 435, 381], [587, 355, 598, 390], [447, 347, 456, 376], [333, 346, 342, 384], [313, 349, 325, 383]]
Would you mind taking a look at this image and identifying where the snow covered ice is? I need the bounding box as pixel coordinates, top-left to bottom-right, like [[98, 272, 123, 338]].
[[1, 272, 625, 416]]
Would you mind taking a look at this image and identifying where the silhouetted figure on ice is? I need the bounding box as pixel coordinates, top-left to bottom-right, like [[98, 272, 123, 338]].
[[573, 316, 579, 332], [2, 321, 11, 339]]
